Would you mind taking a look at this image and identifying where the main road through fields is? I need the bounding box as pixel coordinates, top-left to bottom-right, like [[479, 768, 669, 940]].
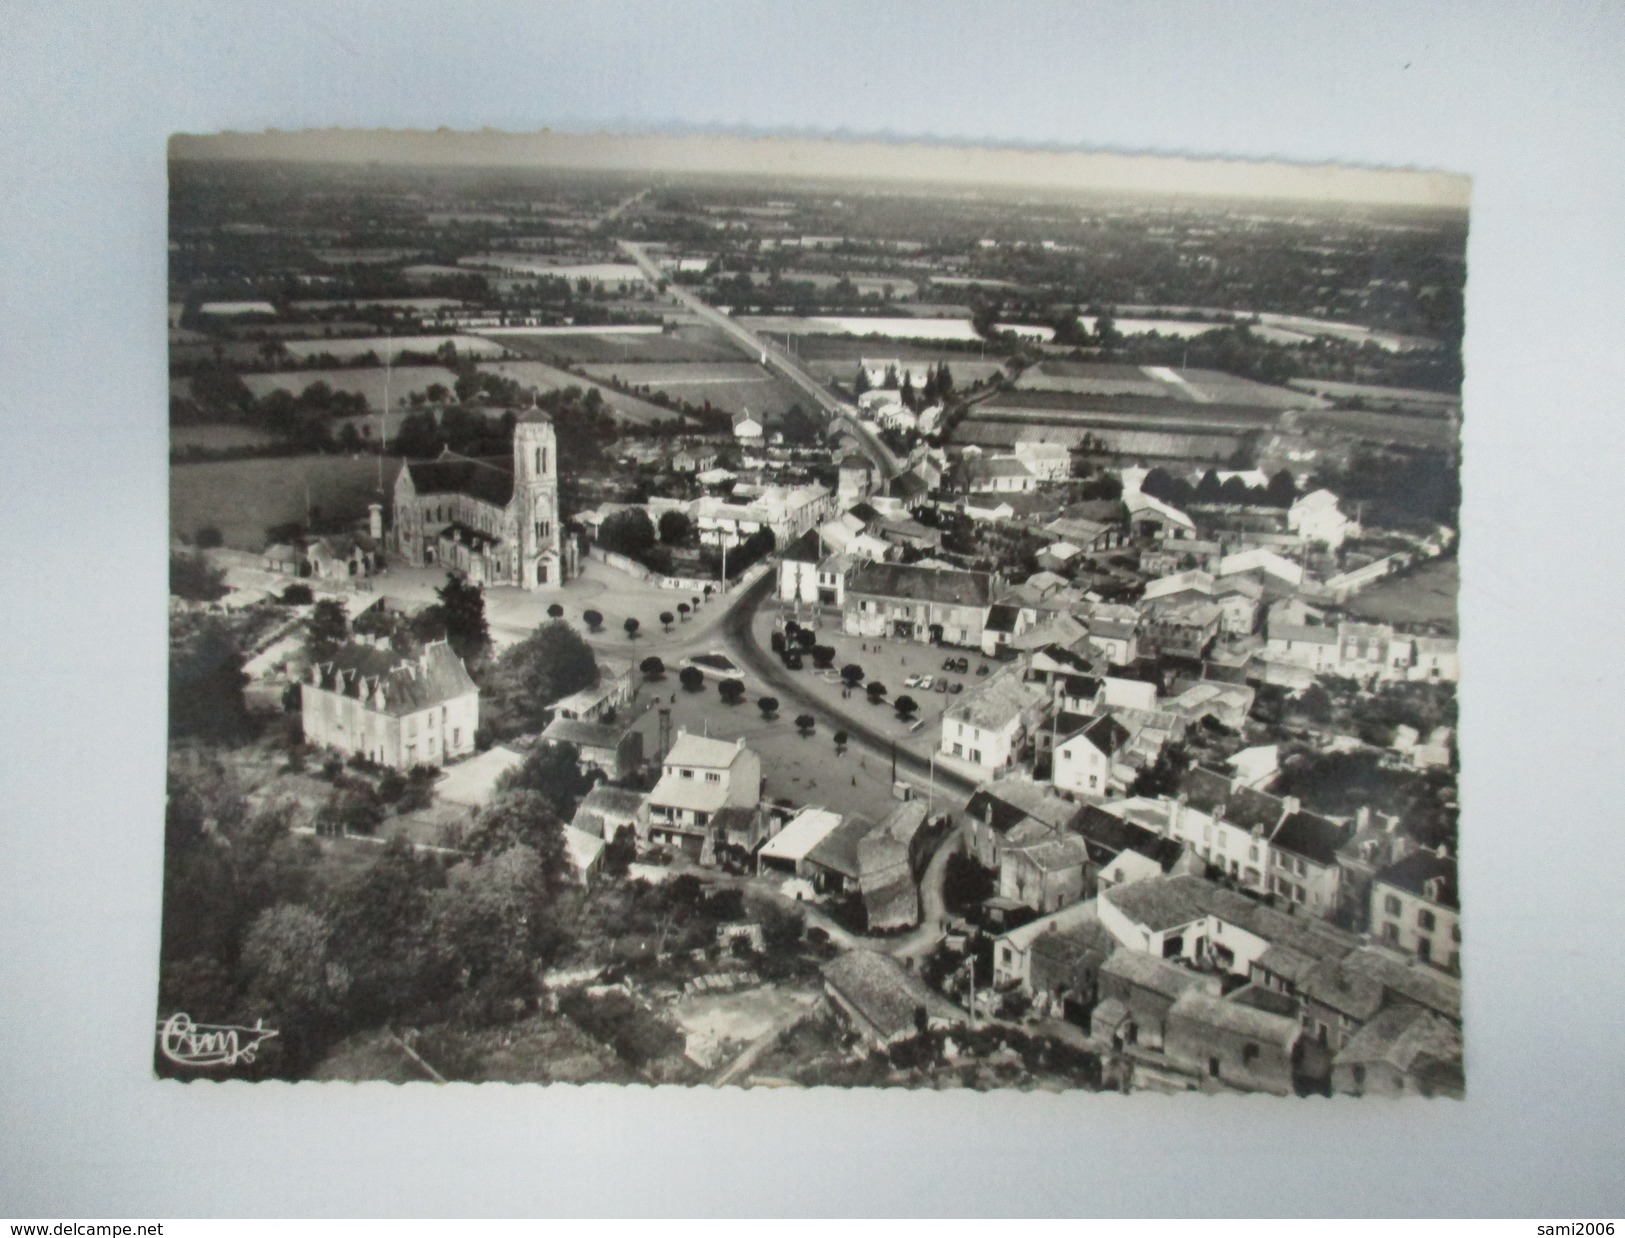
[[617, 239, 902, 481]]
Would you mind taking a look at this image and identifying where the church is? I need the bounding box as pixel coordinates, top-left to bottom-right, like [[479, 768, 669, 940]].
[[392, 410, 577, 589]]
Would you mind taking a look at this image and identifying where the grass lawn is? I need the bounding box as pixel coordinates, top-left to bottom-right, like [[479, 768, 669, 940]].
[[1344, 556, 1459, 633], [171, 453, 401, 551]]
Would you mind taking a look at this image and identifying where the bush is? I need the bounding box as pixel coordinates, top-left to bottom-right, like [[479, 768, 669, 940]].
[[623, 617, 640, 640], [547, 604, 565, 620], [866, 681, 888, 704], [782, 651, 803, 671], [718, 678, 745, 705], [795, 714, 815, 736], [811, 645, 836, 669], [894, 695, 919, 718], [841, 664, 865, 687], [659, 611, 674, 631], [279, 583, 314, 606], [640, 656, 666, 680], [757, 696, 779, 719], [679, 666, 705, 692], [583, 609, 604, 632]]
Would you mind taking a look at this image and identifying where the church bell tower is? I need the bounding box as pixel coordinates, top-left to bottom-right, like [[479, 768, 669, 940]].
[[514, 412, 561, 590]]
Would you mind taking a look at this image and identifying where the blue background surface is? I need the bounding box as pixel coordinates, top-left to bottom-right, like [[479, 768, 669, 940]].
[[1, 0, 1622, 1216]]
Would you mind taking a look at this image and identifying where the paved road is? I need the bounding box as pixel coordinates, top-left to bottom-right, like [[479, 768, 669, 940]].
[[617, 239, 901, 481], [720, 572, 979, 800]]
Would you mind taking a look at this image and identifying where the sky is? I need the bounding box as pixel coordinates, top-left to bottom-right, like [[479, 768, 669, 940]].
[[170, 129, 1471, 210]]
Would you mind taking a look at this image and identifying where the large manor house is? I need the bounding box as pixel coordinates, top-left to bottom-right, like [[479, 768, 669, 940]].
[[392, 409, 576, 590]]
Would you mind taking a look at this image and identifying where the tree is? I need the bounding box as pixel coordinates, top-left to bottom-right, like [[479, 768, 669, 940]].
[[241, 903, 347, 1054], [547, 603, 565, 620], [1266, 469, 1299, 508], [279, 583, 314, 606], [833, 730, 848, 754], [316, 781, 384, 836], [795, 714, 815, 737], [169, 619, 251, 742], [782, 650, 803, 671], [481, 620, 598, 736], [434, 571, 490, 661], [659, 611, 675, 632], [658, 509, 693, 546], [583, 609, 604, 632], [463, 788, 570, 881], [195, 525, 224, 549], [679, 666, 705, 693], [894, 695, 919, 719], [640, 656, 666, 680], [598, 508, 658, 558], [434, 844, 562, 1020], [811, 644, 836, 669], [841, 664, 866, 688], [853, 363, 871, 395], [305, 598, 349, 661], [757, 696, 779, 720], [794, 628, 817, 651], [1195, 469, 1224, 504], [677, 603, 691, 622], [718, 678, 746, 705], [866, 681, 888, 705], [170, 551, 228, 603]]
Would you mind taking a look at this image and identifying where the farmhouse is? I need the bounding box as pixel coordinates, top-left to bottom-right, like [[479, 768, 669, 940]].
[[301, 640, 478, 771], [393, 411, 573, 590]]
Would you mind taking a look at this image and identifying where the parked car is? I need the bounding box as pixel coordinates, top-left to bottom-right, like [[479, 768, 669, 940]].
[[975, 663, 991, 676], [941, 656, 958, 671], [917, 675, 935, 691], [903, 674, 922, 689], [933, 679, 949, 693], [949, 681, 963, 694]]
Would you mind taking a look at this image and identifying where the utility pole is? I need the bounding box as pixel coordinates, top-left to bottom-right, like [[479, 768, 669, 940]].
[[380, 328, 391, 492], [963, 954, 977, 1030]]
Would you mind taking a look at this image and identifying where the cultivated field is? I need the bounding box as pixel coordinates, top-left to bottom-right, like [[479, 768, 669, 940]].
[[574, 362, 808, 418], [1295, 406, 1459, 450], [475, 360, 683, 425], [171, 454, 403, 550], [1344, 557, 1460, 633], [280, 335, 512, 362], [171, 424, 282, 452], [492, 325, 744, 366], [742, 314, 981, 342]]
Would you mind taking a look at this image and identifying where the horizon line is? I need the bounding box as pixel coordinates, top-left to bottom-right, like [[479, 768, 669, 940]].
[[169, 129, 1471, 211]]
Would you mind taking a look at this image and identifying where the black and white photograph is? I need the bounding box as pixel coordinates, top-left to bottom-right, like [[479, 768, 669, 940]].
[[159, 130, 1466, 1095]]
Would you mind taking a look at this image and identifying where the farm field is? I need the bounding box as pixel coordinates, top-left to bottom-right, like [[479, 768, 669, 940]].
[[1344, 556, 1460, 633], [171, 424, 281, 452], [1294, 406, 1459, 449], [171, 454, 403, 551], [491, 324, 744, 365], [280, 334, 512, 362], [1288, 379, 1461, 411], [242, 365, 456, 407], [974, 389, 1283, 430], [742, 314, 981, 341], [574, 362, 808, 418], [456, 256, 647, 285], [475, 360, 684, 426]]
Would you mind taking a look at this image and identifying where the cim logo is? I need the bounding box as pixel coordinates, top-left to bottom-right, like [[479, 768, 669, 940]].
[[156, 1012, 279, 1070]]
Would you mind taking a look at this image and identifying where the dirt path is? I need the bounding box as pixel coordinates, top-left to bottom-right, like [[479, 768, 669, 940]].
[[708, 993, 821, 1087]]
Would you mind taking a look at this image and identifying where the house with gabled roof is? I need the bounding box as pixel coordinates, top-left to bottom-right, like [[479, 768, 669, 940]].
[[1331, 1005, 1463, 1099], [939, 665, 1047, 776], [1371, 848, 1460, 973], [1165, 988, 1303, 1095], [964, 778, 1085, 869], [647, 731, 762, 859], [1269, 809, 1351, 914], [1052, 713, 1132, 799], [822, 950, 965, 1048], [776, 528, 824, 604]]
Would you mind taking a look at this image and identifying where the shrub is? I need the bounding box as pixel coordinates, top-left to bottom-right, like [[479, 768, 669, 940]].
[[659, 611, 674, 632], [583, 609, 604, 632], [795, 714, 815, 736], [811, 645, 836, 669], [623, 617, 640, 640], [840, 664, 865, 687], [866, 681, 888, 704], [679, 666, 705, 692], [894, 695, 919, 718], [640, 656, 666, 680], [782, 651, 803, 671], [677, 603, 690, 621], [757, 696, 779, 719], [718, 678, 746, 705], [547, 603, 565, 619], [279, 583, 314, 606]]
